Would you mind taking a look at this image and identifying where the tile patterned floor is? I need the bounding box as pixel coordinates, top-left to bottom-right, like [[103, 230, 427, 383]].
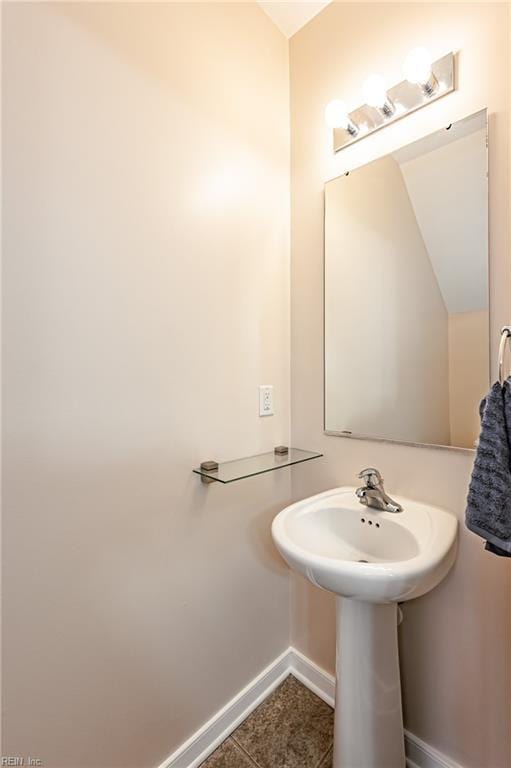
[[200, 676, 334, 768]]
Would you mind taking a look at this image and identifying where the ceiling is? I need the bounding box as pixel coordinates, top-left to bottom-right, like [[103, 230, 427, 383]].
[[394, 114, 488, 315], [258, 1, 331, 38]]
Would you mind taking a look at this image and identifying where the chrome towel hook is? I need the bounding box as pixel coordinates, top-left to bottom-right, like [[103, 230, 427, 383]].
[[498, 326, 511, 385]]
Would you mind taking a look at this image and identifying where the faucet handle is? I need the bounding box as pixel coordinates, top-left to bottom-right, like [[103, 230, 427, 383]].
[[358, 467, 383, 488]]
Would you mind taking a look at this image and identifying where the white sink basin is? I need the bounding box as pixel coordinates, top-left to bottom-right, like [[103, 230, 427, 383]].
[[272, 486, 458, 603], [272, 485, 458, 768]]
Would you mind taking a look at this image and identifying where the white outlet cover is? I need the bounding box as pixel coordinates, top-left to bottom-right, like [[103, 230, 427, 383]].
[[259, 385, 274, 417]]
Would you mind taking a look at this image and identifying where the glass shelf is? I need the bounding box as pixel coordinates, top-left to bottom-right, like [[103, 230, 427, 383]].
[[193, 447, 323, 484]]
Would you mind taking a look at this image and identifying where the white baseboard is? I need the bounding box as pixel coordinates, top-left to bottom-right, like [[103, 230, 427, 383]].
[[157, 648, 291, 768], [404, 730, 465, 768], [287, 646, 335, 708], [158, 646, 463, 768]]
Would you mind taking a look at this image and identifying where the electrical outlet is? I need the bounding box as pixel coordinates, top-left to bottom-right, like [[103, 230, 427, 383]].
[[259, 385, 274, 417]]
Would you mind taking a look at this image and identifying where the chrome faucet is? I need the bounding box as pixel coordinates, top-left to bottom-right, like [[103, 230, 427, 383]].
[[355, 468, 403, 513]]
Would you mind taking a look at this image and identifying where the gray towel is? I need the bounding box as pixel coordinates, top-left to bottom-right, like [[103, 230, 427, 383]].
[[466, 380, 511, 556]]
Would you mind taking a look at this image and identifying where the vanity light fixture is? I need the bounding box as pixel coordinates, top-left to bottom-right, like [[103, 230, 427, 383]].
[[327, 49, 455, 153]]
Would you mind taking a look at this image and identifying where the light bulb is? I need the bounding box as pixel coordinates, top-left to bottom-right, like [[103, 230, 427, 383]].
[[363, 74, 389, 109], [325, 99, 350, 129], [324, 99, 359, 137], [403, 47, 433, 85], [363, 74, 395, 117]]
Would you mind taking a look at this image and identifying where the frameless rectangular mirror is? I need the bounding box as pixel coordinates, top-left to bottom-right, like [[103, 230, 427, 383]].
[[324, 109, 489, 450]]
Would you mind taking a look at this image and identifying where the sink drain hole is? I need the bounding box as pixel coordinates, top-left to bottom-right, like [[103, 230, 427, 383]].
[[358, 559, 369, 563]]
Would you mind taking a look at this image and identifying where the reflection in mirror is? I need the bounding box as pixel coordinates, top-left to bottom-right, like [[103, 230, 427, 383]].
[[324, 110, 489, 450]]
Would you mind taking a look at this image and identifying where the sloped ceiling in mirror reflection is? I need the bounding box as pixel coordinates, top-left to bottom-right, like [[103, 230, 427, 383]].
[[394, 122, 488, 315]]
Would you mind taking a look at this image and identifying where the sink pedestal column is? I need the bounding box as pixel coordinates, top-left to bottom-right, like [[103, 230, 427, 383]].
[[333, 597, 405, 768]]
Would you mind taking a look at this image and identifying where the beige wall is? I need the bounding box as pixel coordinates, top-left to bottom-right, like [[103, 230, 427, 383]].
[[2, 4, 290, 767], [325, 155, 450, 446], [290, 3, 511, 767], [448, 310, 490, 448]]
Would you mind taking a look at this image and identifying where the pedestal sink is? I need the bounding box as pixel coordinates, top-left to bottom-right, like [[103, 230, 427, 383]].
[[272, 486, 458, 768]]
